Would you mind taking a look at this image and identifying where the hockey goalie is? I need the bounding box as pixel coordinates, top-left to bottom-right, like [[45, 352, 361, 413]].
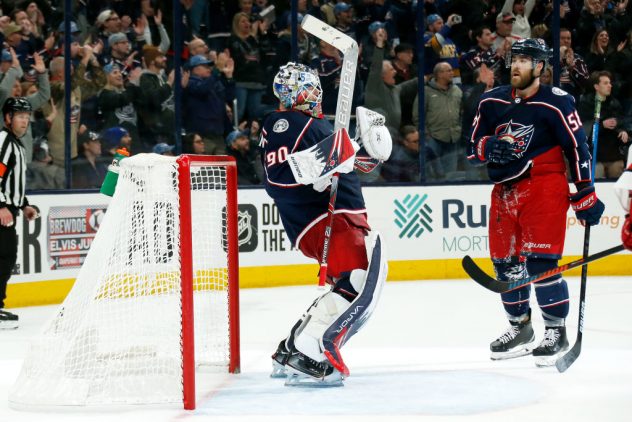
[[259, 62, 391, 386]]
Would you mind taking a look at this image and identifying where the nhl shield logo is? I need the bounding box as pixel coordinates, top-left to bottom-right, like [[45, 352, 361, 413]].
[[495, 120, 535, 157], [222, 204, 258, 252], [238, 210, 253, 246]]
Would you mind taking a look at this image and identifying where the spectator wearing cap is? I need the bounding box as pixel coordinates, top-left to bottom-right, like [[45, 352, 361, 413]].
[[423, 13, 463, 84], [72, 131, 109, 189], [136, 44, 176, 146], [101, 32, 135, 79], [491, 12, 521, 59], [98, 62, 141, 153], [153, 142, 175, 156], [101, 126, 132, 157], [365, 27, 418, 136], [500, 0, 535, 39], [1, 22, 31, 70], [225, 130, 260, 185], [392, 43, 416, 84], [50, 22, 83, 66], [359, 20, 388, 84], [0, 50, 50, 165], [26, 139, 65, 190], [183, 53, 235, 155], [86, 9, 123, 48], [229, 12, 268, 121], [333, 2, 357, 40]]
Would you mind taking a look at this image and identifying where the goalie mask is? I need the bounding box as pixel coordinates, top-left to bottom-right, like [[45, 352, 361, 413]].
[[273, 62, 323, 118]]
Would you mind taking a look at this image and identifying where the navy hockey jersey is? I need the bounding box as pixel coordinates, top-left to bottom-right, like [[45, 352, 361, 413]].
[[467, 84, 592, 184], [260, 111, 366, 246]]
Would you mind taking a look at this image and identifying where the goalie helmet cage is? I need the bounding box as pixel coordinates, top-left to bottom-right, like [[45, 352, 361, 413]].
[[9, 154, 240, 411]]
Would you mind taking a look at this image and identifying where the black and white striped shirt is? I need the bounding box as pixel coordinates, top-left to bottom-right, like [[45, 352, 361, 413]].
[[0, 129, 28, 209]]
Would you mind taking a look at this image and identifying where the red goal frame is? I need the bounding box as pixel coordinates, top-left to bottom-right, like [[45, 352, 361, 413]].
[[177, 155, 240, 410]]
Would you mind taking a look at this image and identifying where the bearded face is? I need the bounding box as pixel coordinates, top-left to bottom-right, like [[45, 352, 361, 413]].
[[510, 55, 541, 90]]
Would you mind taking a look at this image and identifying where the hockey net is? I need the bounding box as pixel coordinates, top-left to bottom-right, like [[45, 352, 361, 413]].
[[10, 154, 240, 410]]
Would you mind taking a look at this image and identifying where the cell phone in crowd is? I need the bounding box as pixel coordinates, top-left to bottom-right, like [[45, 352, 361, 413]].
[[452, 15, 462, 24]]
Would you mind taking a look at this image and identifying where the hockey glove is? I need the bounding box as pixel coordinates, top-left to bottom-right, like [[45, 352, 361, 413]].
[[475, 135, 521, 165], [622, 214, 632, 251], [570, 186, 605, 226]]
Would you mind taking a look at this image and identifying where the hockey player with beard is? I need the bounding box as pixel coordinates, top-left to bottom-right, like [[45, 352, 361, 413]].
[[260, 62, 391, 386], [467, 39, 605, 367]]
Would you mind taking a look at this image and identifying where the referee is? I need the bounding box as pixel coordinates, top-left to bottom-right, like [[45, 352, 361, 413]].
[[0, 97, 39, 329]]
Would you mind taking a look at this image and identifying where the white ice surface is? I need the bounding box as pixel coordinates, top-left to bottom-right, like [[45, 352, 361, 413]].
[[1, 276, 631, 422]]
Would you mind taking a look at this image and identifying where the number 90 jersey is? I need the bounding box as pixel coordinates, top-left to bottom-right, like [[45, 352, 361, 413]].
[[467, 85, 593, 185], [259, 110, 366, 247]]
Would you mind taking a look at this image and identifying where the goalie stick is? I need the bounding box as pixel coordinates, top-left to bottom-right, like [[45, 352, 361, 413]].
[[462, 244, 624, 294], [301, 15, 359, 287], [555, 94, 604, 373]]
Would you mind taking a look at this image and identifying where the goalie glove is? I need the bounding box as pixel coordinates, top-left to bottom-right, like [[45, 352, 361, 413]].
[[569, 186, 605, 226], [287, 128, 359, 188], [355, 106, 392, 161], [474, 135, 522, 165]]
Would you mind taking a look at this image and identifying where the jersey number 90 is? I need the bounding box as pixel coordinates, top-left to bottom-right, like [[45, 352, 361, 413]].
[[266, 146, 289, 166]]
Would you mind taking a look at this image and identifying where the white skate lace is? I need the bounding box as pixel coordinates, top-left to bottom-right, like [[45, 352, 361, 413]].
[[498, 325, 520, 344], [538, 328, 560, 347]]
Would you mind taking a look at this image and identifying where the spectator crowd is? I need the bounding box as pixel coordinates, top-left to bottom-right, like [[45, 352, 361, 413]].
[[0, 0, 630, 189]]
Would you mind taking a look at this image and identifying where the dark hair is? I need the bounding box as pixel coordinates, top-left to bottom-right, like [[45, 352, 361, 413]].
[[182, 132, 202, 154], [472, 26, 491, 41], [591, 70, 612, 86]]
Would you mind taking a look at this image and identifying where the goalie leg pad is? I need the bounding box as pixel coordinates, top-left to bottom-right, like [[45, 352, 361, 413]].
[[293, 231, 387, 377], [323, 231, 387, 375]]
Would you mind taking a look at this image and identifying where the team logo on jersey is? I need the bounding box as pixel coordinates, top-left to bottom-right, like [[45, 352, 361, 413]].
[[394, 193, 433, 239], [495, 120, 535, 157], [552, 87, 569, 96], [273, 119, 289, 133]]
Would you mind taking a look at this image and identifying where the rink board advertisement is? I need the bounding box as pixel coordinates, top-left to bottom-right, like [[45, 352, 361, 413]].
[[7, 182, 630, 306]]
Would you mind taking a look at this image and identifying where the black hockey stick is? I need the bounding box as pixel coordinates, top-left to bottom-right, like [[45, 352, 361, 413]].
[[556, 94, 604, 373], [462, 244, 624, 293]]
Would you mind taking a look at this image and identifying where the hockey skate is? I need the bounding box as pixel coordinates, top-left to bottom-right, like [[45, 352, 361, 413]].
[[284, 349, 344, 388], [270, 340, 290, 378], [0, 309, 19, 330], [533, 326, 569, 367], [490, 312, 536, 360]]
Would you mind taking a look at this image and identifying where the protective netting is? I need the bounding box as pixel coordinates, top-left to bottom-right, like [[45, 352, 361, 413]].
[[10, 154, 234, 408]]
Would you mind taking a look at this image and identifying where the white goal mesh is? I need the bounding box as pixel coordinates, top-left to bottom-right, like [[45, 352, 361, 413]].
[[10, 154, 239, 409]]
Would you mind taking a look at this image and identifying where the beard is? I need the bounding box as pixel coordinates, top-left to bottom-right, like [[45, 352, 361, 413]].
[[511, 70, 537, 90]]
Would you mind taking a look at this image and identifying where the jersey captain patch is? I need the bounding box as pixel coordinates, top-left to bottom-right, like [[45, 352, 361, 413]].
[[273, 119, 290, 133], [495, 120, 535, 157]]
